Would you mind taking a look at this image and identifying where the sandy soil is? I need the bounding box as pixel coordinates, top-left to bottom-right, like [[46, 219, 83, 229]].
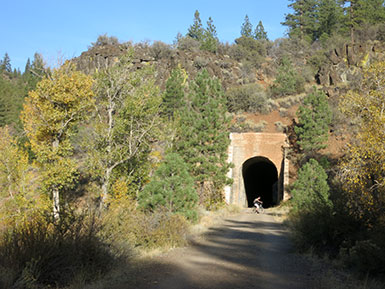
[[122, 209, 330, 289]]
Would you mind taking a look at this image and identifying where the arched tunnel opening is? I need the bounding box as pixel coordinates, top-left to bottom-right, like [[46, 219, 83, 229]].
[[242, 156, 279, 208]]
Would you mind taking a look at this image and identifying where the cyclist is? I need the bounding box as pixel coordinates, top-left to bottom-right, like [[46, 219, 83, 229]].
[[253, 196, 263, 213]]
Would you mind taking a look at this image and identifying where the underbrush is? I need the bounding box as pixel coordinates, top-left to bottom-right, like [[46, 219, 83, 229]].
[[288, 202, 385, 279], [0, 197, 241, 289], [0, 210, 115, 289], [100, 196, 190, 253]]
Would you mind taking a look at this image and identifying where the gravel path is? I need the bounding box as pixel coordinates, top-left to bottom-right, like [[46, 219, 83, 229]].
[[125, 209, 327, 289]]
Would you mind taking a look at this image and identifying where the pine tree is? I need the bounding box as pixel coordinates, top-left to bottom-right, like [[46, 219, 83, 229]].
[[139, 152, 198, 220], [201, 17, 219, 53], [162, 66, 187, 119], [240, 15, 253, 38], [282, 0, 319, 41], [343, 0, 385, 42], [291, 158, 332, 213], [317, 0, 344, 39], [295, 87, 332, 154], [270, 56, 304, 97], [175, 70, 232, 209], [187, 10, 204, 41], [24, 58, 31, 75], [254, 20, 268, 40], [0, 53, 11, 73]]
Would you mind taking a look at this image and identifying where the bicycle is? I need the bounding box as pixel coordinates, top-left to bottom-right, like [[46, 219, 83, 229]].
[[252, 203, 264, 214]]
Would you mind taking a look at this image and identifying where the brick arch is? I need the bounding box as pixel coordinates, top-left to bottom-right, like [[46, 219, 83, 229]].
[[225, 133, 289, 207], [242, 156, 278, 208]]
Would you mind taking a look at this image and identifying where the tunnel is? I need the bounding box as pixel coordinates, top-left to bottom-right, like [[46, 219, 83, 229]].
[[242, 156, 279, 208]]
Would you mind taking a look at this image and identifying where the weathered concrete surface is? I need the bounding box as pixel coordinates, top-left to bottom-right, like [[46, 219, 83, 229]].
[[225, 133, 289, 207]]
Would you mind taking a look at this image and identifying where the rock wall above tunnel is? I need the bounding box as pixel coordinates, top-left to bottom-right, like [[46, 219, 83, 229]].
[[225, 133, 289, 207]]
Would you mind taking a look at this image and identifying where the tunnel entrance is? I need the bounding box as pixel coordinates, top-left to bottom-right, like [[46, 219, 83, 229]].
[[242, 156, 278, 208]]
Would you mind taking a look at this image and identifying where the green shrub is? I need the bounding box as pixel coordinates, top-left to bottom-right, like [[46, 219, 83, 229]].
[[229, 36, 267, 67], [270, 56, 305, 97], [291, 158, 332, 214], [289, 208, 335, 254], [226, 84, 271, 113], [230, 117, 266, 132], [341, 240, 385, 275], [138, 153, 198, 221], [274, 121, 286, 132]]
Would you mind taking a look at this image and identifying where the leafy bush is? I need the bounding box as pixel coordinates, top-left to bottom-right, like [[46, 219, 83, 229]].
[[101, 196, 189, 251], [90, 34, 119, 47], [340, 240, 385, 275], [193, 56, 209, 69], [289, 208, 335, 254], [229, 36, 267, 67], [274, 121, 286, 132], [150, 41, 174, 60], [230, 117, 266, 132], [177, 36, 201, 52], [226, 84, 271, 114], [270, 56, 305, 97]]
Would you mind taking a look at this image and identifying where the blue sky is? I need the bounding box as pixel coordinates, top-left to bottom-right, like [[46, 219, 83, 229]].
[[1, 0, 291, 71]]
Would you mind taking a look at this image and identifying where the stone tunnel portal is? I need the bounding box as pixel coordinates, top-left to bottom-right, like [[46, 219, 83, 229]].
[[242, 156, 278, 208]]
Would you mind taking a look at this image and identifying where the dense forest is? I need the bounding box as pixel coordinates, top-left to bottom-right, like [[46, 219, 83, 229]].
[[1, 0, 385, 288]]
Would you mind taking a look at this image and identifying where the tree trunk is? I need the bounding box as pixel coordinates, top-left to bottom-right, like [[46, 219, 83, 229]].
[[53, 187, 60, 220], [100, 167, 112, 209], [7, 172, 13, 198], [52, 137, 60, 220], [350, 2, 355, 43]]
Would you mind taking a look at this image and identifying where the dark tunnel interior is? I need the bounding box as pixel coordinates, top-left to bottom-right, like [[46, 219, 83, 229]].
[[242, 157, 278, 208]]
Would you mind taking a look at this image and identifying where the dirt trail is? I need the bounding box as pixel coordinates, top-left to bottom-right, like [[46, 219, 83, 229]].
[[127, 210, 325, 289]]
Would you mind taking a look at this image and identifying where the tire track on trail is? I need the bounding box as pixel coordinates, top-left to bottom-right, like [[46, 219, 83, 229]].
[[127, 210, 324, 289]]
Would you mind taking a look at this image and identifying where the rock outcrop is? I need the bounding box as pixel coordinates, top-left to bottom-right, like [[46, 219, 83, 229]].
[[316, 41, 385, 94]]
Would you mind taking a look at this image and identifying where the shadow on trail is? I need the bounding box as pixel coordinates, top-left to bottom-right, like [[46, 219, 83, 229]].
[[128, 213, 318, 289]]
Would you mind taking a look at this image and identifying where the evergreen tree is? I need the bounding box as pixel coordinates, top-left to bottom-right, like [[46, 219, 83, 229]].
[[187, 10, 204, 41], [139, 152, 198, 221], [175, 70, 232, 209], [254, 20, 268, 40], [270, 56, 304, 97], [0, 74, 26, 128], [318, 0, 344, 39], [282, 0, 319, 41], [201, 17, 219, 53], [291, 158, 332, 213], [24, 58, 31, 75], [162, 66, 187, 119], [295, 87, 332, 154], [240, 15, 253, 38], [0, 53, 11, 73], [343, 0, 385, 42]]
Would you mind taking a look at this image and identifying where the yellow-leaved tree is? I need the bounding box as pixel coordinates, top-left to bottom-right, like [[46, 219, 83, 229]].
[[0, 126, 49, 225], [21, 62, 94, 219], [339, 61, 385, 227]]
